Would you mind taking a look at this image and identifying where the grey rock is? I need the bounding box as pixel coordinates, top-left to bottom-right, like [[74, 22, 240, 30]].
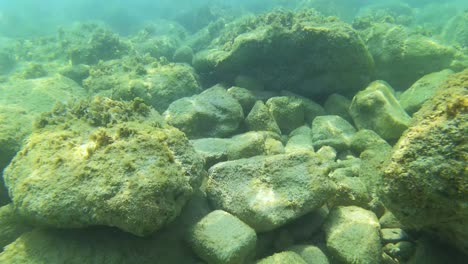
[[383, 241, 416, 263], [280, 91, 326, 123], [324, 206, 382, 264], [164, 85, 244, 138], [188, 210, 257, 264], [311, 115, 356, 151], [350, 129, 389, 154], [207, 151, 336, 232], [266, 96, 305, 135]]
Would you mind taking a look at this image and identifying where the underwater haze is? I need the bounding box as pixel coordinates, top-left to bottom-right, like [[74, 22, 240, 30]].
[[0, 0, 467, 263]]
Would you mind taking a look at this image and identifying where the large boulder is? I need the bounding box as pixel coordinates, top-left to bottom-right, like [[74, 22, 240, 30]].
[[164, 85, 244, 138], [207, 151, 336, 232], [382, 70, 468, 254], [193, 9, 374, 98], [3, 97, 205, 236], [358, 22, 459, 89]]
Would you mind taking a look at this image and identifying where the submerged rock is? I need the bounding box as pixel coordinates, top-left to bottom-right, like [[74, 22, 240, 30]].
[[256, 251, 306, 264], [311, 115, 356, 152], [350, 80, 411, 141], [245, 100, 282, 134], [4, 97, 205, 236], [0, 204, 32, 250], [399, 69, 453, 115], [0, 75, 87, 204], [164, 85, 244, 138], [84, 57, 202, 112], [358, 22, 459, 89], [207, 151, 336, 232], [188, 210, 257, 264], [382, 70, 468, 254], [193, 9, 374, 98], [324, 206, 382, 264]]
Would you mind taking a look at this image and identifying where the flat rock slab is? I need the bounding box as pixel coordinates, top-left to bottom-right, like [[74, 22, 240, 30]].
[[207, 151, 336, 232]]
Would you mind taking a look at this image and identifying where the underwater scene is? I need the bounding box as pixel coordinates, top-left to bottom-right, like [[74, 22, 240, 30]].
[[0, 0, 467, 263]]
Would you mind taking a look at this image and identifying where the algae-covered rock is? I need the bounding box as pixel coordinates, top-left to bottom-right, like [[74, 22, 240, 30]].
[[191, 131, 283, 169], [256, 251, 307, 264], [441, 12, 468, 49], [190, 138, 231, 169], [399, 69, 453, 115], [0, 204, 32, 250], [324, 206, 382, 264], [227, 131, 284, 160], [382, 70, 468, 254], [324, 93, 353, 124], [64, 24, 129, 65], [207, 151, 336, 232], [266, 96, 305, 135], [164, 85, 244, 138], [84, 57, 202, 112], [311, 115, 356, 151], [4, 97, 205, 236], [193, 9, 374, 98], [0, 227, 201, 264], [359, 22, 458, 89], [288, 244, 330, 264], [227, 86, 257, 114], [0, 75, 87, 171], [245, 100, 281, 134], [188, 210, 257, 264], [350, 80, 411, 141]]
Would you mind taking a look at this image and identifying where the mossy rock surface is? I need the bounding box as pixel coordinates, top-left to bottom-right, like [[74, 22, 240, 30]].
[[4, 97, 205, 236], [207, 151, 336, 232], [83, 57, 202, 112], [383, 70, 468, 254], [193, 9, 374, 98]]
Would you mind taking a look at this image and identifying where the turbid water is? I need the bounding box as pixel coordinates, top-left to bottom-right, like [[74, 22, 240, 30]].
[[0, 0, 467, 263]]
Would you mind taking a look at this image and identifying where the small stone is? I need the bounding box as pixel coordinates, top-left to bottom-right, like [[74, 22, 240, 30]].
[[188, 210, 257, 264]]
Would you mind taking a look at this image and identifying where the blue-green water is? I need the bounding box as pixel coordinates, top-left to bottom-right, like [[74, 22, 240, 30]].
[[0, 0, 467, 263]]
